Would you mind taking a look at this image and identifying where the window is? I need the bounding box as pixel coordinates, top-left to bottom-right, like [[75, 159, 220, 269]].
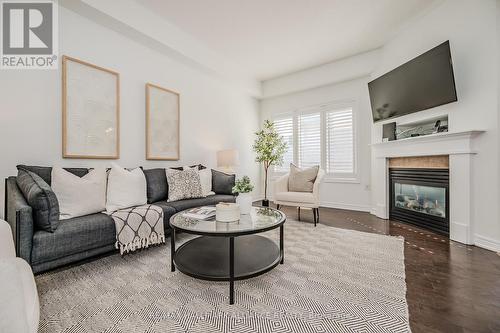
[[326, 108, 354, 174], [298, 112, 321, 169], [272, 101, 356, 181], [273, 116, 294, 172]]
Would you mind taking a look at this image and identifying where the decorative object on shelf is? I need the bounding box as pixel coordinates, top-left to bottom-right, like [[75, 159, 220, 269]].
[[232, 176, 254, 214], [215, 202, 240, 222], [216, 149, 239, 174], [62, 56, 120, 159], [253, 119, 287, 207], [382, 122, 396, 142], [146, 83, 180, 160], [396, 115, 448, 140], [433, 120, 448, 133]]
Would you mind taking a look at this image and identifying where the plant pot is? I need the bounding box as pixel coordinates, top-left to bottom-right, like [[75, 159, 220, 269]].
[[261, 199, 269, 207], [236, 192, 253, 214]]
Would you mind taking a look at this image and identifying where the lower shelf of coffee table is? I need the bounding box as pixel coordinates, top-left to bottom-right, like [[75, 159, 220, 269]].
[[173, 235, 281, 281]]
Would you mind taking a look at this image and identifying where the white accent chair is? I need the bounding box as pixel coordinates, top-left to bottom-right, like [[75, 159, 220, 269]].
[[0, 219, 39, 333], [273, 169, 325, 226]]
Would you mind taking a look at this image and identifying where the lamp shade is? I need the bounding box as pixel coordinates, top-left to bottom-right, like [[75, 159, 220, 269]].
[[217, 149, 239, 168]]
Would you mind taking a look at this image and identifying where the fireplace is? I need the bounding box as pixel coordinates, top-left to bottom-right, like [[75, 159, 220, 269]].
[[389, 168, 449, 235], [372, 131, 483, 245]]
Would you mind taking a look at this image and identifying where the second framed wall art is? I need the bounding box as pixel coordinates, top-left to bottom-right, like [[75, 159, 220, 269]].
[[146, 83, 180, 160]]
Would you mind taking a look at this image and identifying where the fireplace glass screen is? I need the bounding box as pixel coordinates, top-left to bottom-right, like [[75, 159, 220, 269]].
[[394, 183, 446, 218]]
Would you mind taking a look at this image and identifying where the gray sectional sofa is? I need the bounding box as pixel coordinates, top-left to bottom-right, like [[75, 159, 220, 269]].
[[5, 165, 236, 274]]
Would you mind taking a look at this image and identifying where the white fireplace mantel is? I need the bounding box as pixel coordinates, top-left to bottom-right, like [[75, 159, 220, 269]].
[[370, 130, 485, 245]]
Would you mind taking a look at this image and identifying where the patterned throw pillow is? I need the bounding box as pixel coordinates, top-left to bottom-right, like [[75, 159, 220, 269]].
[[166, 168, 203, 202]]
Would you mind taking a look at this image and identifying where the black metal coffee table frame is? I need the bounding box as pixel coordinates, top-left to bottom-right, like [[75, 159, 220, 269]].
[[169, 209, 285, 305]]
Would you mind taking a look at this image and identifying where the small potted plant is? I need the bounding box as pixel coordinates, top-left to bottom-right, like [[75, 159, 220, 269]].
[[232, 176, 254, 214]]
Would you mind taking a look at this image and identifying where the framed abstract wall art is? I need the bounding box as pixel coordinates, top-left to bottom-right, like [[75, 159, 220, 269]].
[[62, 55, 120, 159], [146, 83, 180, 160]]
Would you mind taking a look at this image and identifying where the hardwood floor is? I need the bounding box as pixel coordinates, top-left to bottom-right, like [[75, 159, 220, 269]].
[[270, 204, 500, 333]]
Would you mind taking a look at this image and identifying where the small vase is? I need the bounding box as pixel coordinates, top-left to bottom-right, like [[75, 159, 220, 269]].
[[262, 199, 269, 207], [236, 192, 253, 214]]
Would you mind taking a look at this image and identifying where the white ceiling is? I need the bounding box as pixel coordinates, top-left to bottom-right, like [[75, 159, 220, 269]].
[[136, 0, 440, 81]]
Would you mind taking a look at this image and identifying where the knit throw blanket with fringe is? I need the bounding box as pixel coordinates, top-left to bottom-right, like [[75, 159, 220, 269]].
[[110, 204, 165, 255]]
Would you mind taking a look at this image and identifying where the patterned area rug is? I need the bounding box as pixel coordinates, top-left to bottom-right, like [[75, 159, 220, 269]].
[[35, 220, 410, 333]]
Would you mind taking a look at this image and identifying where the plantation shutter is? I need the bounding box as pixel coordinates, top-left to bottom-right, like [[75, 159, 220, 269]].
[[298, 112, 321, 169], [326, 108, 354, 174], [273, 116, 294, 172]]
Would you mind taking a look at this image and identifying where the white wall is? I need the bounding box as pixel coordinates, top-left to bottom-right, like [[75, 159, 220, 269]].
[[498, 0, 500, 215], [371, 0, 500, 250], [260, 78, 372, 212], [496, 0, 500, 245], [262, 49, 381, 99], [64, 0, 261, 97], [0, 6, 261, 218], [259, 0, 500, 251]]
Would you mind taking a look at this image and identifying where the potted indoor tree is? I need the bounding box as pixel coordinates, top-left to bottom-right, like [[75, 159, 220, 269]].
[[253, 119, 287, 207], [232, 176, 254, 214]]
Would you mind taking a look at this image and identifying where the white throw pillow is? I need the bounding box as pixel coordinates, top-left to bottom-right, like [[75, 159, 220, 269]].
[[106, 163, 147, 213], [51, 167, 107, 219], [198, 168, 213, 197]]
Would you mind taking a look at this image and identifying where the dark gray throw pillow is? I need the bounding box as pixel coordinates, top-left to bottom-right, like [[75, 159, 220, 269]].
[[16, 168, 60, 232], [212, 169, 235, 195], [143, 168, 168, 203], [170, 164, 207, 171]]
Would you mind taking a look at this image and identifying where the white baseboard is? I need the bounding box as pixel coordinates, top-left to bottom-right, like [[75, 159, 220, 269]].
[[369, 204, 388, 219], [319, 201, 371, 212], [257, 196, 370, 212], [474, 234, 500, 253], [449, 221, 473, 245]]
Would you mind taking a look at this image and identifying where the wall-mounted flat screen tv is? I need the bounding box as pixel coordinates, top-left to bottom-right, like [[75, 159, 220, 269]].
[[368, 41, 457, 123]]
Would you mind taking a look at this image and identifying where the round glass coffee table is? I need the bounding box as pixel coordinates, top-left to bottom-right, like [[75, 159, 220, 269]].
[[169, 206, 286, 304]]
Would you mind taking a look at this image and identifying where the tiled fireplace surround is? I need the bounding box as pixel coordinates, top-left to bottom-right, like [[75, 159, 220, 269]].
[[370, 131, 484, 245]]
